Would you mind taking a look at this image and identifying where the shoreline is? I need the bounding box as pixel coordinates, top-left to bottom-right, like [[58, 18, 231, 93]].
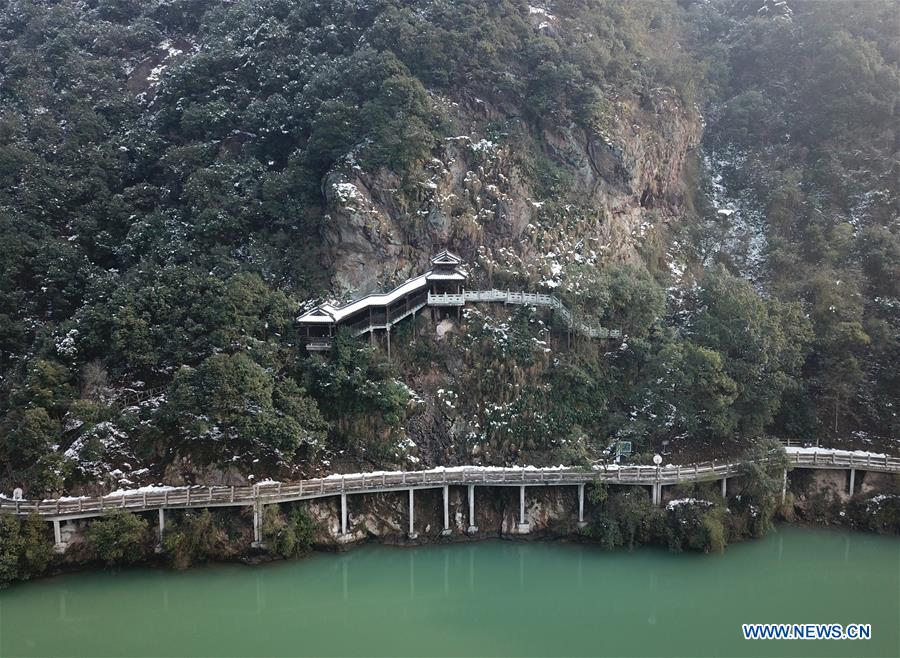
[[8, 516, 897, 590]]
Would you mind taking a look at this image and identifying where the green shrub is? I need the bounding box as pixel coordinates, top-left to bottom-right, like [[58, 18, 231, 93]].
[[664, 501, 726, 553], [163, 509, 242, 570], [847, 494, 900, 535], [734, 439, 792, 537], [263, 505, 319, 558], [0, 514, 54, 587], [587, 487, 662, 550], [86, 511, 151, 566]]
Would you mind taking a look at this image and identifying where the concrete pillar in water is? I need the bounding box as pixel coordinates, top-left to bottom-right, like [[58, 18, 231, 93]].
[[849, 468, 856, 496], [251, 503, 264, 548], [408, 488, 418, 540], [467, 484, 478, 534], [340, 492, 348, 536], [441, 485, 451, 536], [517, 485, 530, 534], [577, 483, 587, 529], [156, 508, 165, 553], [52, 519, 66, 554], [721, 477, 727, 498]]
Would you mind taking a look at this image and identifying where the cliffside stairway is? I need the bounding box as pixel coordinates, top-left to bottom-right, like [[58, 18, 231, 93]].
[[297, 251, 621, 352]]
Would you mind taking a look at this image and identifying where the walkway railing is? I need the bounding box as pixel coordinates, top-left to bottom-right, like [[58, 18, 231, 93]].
[[427, 290, 622, 339], [3, 451, 896, 519]]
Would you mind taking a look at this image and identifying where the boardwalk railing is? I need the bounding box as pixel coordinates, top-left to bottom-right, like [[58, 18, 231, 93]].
[[427, 290, 622, 339], [3, 451, 896, 519]]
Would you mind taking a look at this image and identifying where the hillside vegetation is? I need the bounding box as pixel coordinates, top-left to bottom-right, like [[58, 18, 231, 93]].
[[0, 0, 896, 496]]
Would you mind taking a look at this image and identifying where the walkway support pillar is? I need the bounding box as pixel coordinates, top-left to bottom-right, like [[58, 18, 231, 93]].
[[156, 509, 165, 552], [251, 502, 264, 548], [781, 469, 788, 505], [517, 485, 530, 534], [52, 519, 66, 554], [408, 488, 418, 540], [577, 483, 587, 529], [441, 485, 451, 536], [340, 493, 348, 536], [721, 477, 727, 499], [467, 484, 478, 534], [849, 468, 856, 496]]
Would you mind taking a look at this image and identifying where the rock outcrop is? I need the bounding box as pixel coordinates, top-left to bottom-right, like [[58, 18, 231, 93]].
[[320, 88, 701, 297]]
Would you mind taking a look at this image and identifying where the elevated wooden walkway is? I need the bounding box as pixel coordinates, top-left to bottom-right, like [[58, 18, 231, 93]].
[[6, 449, 896, 548], [428, 290, 621, 339], [297, 251, 620, 351], [5, 450, 895, 520]]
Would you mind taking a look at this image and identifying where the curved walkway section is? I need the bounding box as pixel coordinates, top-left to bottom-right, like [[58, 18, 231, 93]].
[[296, 251, 621, 350], [4, 449, 897, 520], [428, 290, 621, 339]]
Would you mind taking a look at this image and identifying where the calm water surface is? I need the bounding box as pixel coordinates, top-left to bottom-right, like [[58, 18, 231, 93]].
[[0, 526, 897, 658]]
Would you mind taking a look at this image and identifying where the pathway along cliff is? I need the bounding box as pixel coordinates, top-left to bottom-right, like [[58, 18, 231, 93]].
[[3, 447, 898, 554]]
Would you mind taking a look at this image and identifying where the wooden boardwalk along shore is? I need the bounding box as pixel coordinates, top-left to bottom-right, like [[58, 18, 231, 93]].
[[3, 449, 897, 551]]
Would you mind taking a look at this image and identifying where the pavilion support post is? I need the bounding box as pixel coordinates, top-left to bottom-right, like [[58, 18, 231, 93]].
[[517, 485, 530, 534], [467, 485, 478, 534], [52, 519, 66, 554], [849, 468, 856, 496], [408, 488, 418, 540], [441, 485, 451, 536], [577, 483, 587, 529]]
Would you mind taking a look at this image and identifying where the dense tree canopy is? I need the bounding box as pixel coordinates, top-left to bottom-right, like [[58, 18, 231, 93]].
[[0, 0, 896, 495]]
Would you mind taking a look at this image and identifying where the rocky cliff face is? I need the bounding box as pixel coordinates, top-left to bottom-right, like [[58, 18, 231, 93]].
[[320, 89, 701, 297]]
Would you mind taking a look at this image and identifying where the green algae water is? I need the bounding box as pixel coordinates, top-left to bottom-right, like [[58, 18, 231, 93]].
[[0, 526, 897, 658]]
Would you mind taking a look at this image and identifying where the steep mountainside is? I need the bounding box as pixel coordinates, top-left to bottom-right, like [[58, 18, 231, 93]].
[[0, 0, 896, 496]]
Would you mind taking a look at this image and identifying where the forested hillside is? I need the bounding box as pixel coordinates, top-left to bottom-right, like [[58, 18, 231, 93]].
[[0, 0, 896, 497]]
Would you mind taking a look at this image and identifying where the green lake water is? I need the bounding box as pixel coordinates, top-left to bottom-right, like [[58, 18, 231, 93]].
[[0, 526, 897, 658]]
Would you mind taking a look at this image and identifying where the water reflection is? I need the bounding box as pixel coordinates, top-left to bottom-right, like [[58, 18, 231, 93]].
[[443, 550, 449, 596], [1, 530, 897, 658]]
